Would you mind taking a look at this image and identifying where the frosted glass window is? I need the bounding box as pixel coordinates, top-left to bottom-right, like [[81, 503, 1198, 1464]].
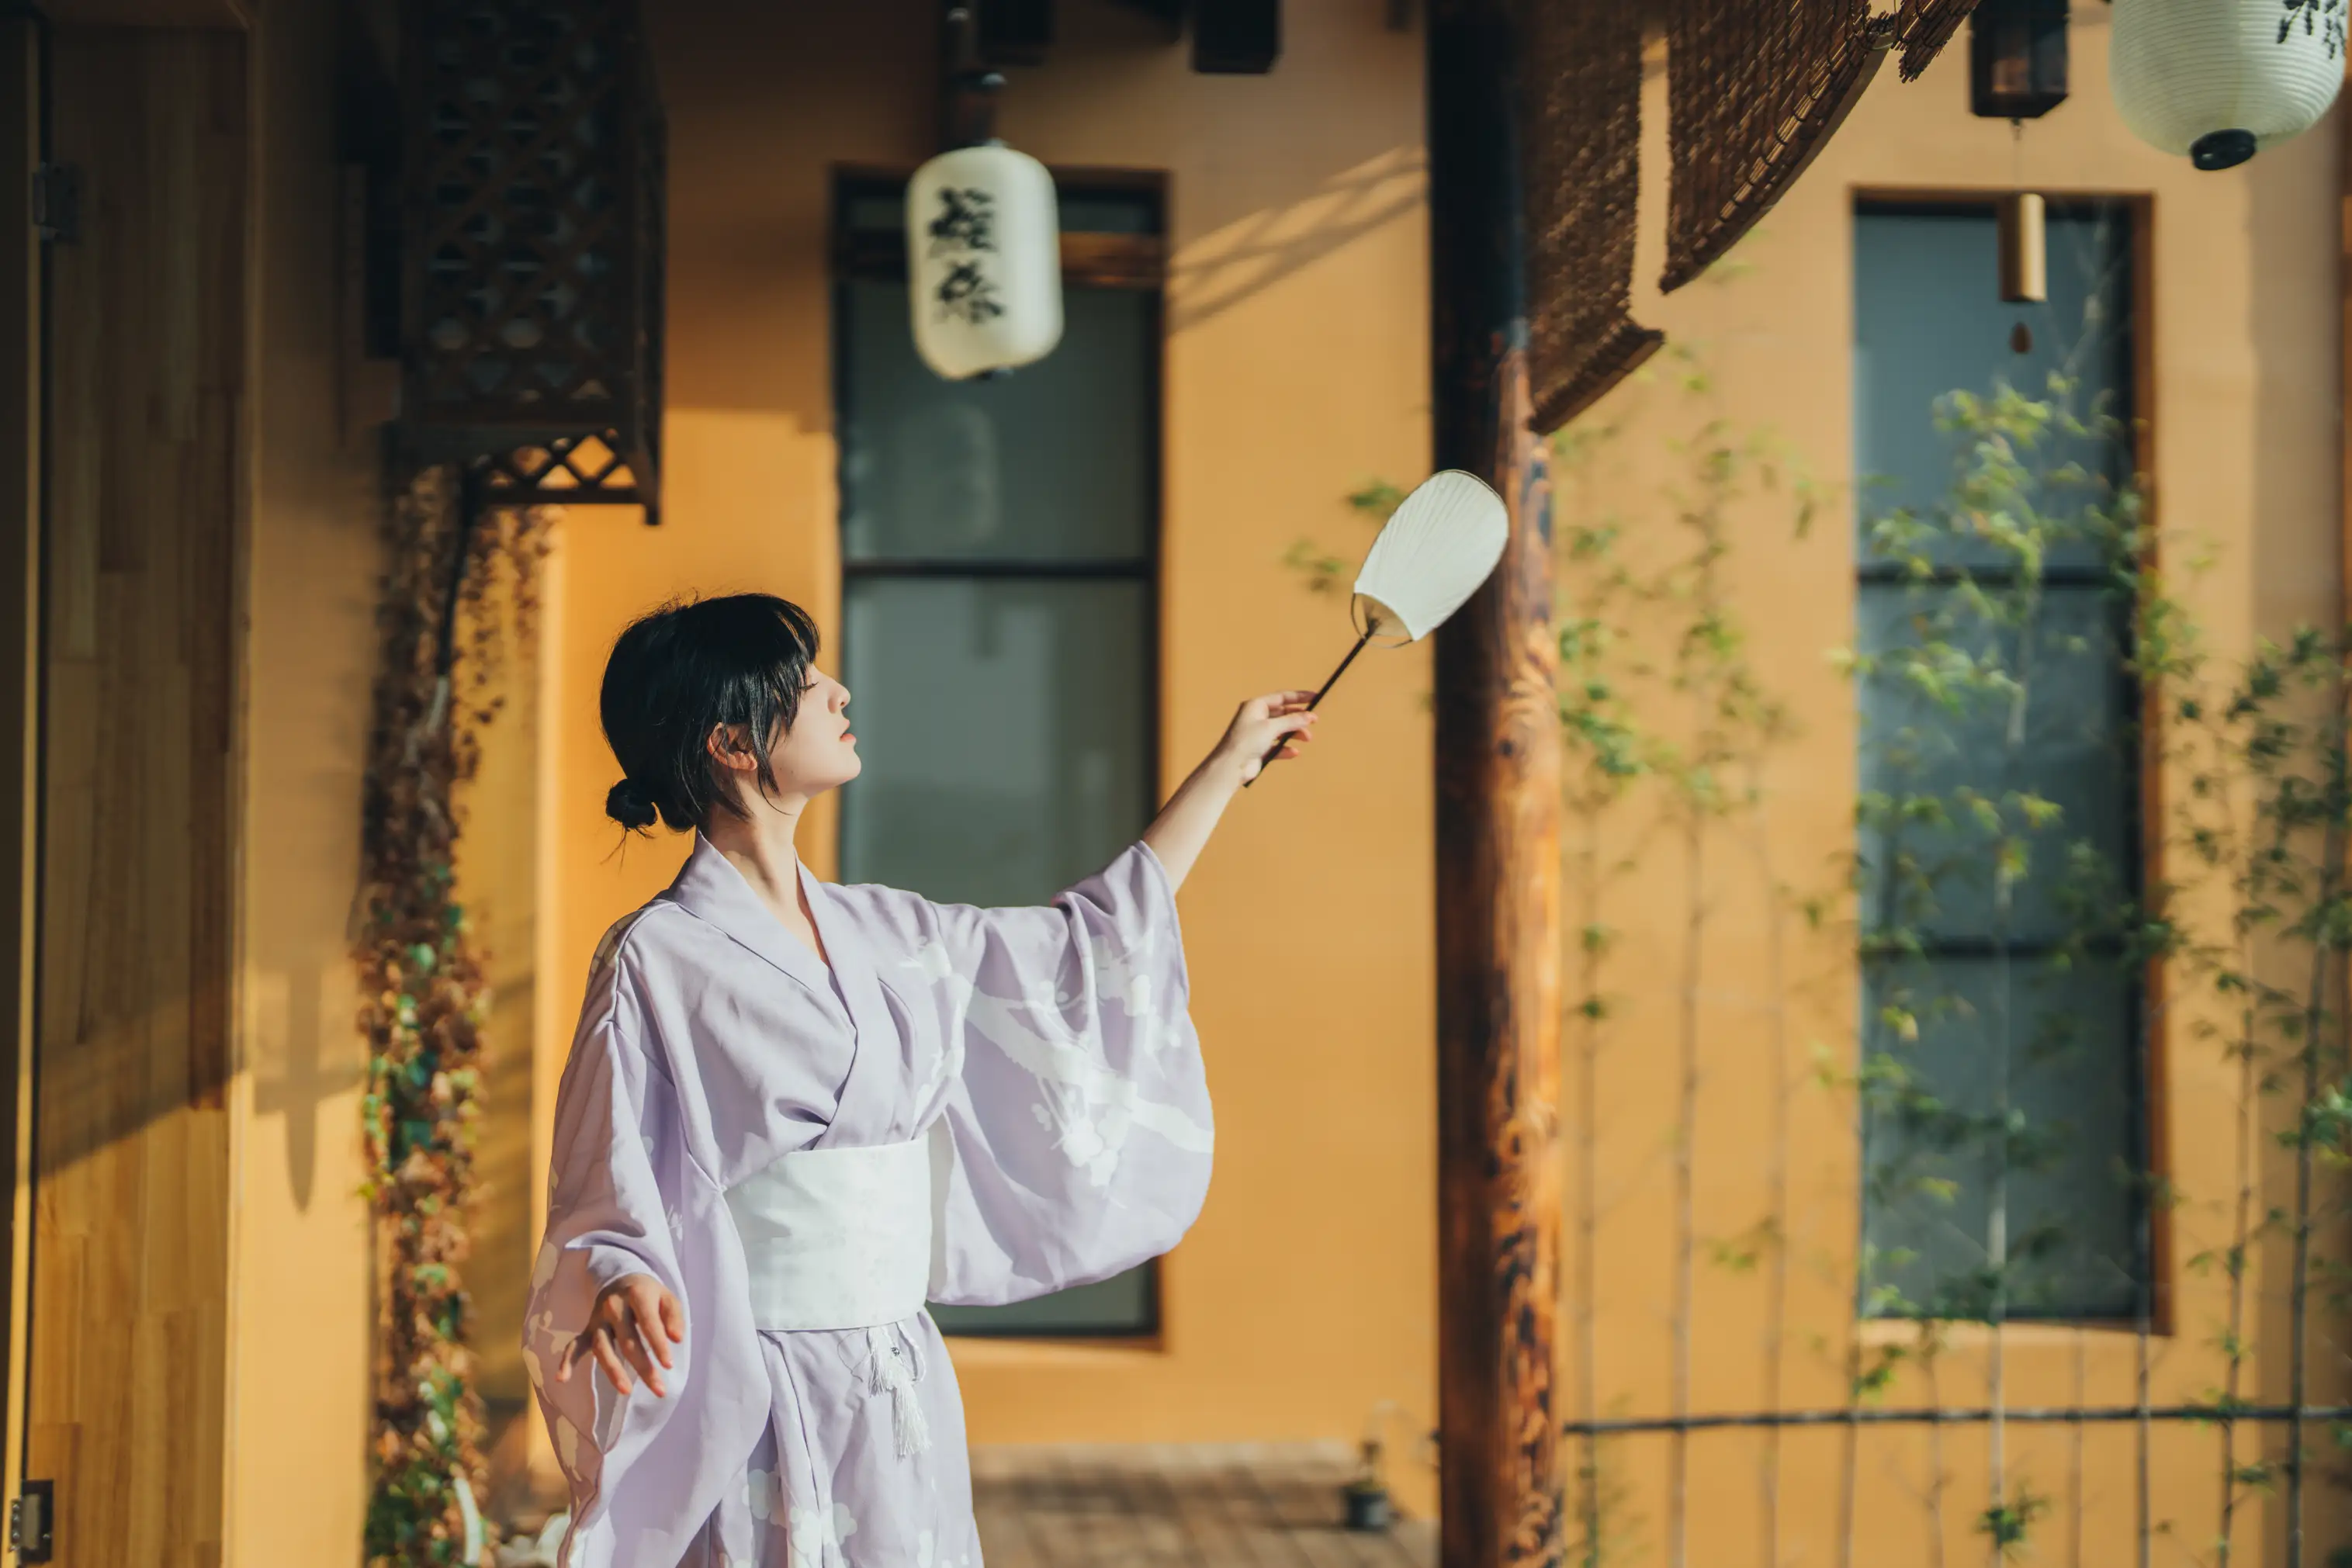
[[835, 175, 1160, 1336], [1855, 586, 2132, 947], [1860, 958, 2140, 1320], [1852, 203, 2145, 1323], [1852, 207, 2132, 574], [840, 579, 1151, 908], [840, 279, 1154, 565]]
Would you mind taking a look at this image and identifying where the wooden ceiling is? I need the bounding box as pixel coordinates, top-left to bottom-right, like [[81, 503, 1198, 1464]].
[[41, 0, 249, 27]]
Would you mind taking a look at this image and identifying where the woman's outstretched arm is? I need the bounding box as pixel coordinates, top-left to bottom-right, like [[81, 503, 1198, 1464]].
[[1140, 691, 1317, 893]]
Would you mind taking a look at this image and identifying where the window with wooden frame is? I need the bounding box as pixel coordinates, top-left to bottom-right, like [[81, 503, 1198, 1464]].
[[1851, 196, 2153, 1325], [831, 170, 1166, 1337]]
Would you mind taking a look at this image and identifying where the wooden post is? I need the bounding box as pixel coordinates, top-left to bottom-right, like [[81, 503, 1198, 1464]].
[[1429, 2, 1565, 1566]]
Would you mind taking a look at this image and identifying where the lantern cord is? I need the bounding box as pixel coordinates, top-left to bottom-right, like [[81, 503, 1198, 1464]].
[[2007, 116, 2032, 349], [940, 3, 1002, 147]]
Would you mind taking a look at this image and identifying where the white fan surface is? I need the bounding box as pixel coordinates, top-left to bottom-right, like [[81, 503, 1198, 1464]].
[[1351, 469, 1509, 642]]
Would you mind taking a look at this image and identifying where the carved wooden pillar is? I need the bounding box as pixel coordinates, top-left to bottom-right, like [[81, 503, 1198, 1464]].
[[1429, 2, 1565, 1565]]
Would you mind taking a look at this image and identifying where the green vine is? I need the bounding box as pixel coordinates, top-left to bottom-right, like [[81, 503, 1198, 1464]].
[[358, 468, 549, 1566]]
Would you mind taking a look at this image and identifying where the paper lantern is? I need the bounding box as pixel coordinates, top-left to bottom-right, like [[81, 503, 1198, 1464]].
[[2110, 0, 2345, 170], [906, 144, 1064, 380]]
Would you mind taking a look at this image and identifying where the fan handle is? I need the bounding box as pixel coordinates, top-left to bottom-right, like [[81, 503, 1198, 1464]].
[[1245, 630, 1371, 788]]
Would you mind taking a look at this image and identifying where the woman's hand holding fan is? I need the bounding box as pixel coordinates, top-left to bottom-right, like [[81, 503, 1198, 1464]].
[[1247, 469, 1509, 785]]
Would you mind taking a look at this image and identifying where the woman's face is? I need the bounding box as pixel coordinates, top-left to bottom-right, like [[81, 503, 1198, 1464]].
[[768, 667, 861, 799], [708, 666, 861, 815]]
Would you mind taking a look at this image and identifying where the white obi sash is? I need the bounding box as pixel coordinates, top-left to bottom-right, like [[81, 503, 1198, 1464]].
[[725, 1137, 940, 1332], [725, 1135, 946, 1456]]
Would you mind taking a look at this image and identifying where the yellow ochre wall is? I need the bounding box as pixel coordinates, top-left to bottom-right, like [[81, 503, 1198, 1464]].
[[227, 0, 386, 1561], [528, 0, 1440, 1501], [1556, 12, 2346, 1564]]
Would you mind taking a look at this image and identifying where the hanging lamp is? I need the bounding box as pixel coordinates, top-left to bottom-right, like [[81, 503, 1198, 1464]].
[[2110, 0, 2344, 170], [399, 0, 667, 520], [906, 4, 1064, 380], [1969, 0, 2070, 120]]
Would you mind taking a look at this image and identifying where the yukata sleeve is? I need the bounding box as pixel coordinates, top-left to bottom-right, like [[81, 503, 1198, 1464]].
[[521, 936, 768, 1568], [913, 841, 1215, 1307]]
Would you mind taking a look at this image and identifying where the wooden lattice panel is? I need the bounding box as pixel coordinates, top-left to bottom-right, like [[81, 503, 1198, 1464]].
[[473, 429, 636, 497], [401, 0, 663, 507]]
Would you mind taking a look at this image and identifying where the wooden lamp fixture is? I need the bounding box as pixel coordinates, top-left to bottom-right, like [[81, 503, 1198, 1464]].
[[1970, 0, 2070, 119], [397, 0, 667, 521]]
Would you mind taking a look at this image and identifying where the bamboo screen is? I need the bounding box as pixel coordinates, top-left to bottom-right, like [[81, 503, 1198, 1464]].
[[1516, 0, 1983, 429]]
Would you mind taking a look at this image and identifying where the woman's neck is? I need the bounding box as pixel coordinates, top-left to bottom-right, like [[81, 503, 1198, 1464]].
[[700, 796, 810, 932]]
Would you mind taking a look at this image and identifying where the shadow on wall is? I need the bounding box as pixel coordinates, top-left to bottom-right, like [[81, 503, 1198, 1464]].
[[245, 956, 361, 1209], [1167, 148, 1425, 336]]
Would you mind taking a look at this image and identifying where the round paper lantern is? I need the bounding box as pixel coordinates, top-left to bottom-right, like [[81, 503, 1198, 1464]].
[[2110, 0, 2345, 171], [905, 143, 1064, 379]]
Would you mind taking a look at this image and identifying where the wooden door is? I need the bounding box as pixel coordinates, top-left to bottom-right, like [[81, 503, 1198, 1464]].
[[20, 25, 245, 1568], [0, 10, 46, 1563]]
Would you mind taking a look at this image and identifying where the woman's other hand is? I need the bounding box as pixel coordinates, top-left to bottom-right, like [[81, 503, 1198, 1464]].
[[556, 1272, 684, 1398]]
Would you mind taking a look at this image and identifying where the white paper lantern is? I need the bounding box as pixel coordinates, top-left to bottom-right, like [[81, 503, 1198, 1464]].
[[2110, 0, 2345, 170], [905, 144, 1064, 379]]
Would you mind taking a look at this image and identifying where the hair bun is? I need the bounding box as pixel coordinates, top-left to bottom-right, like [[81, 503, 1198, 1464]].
[[605, 777, 659, 832]]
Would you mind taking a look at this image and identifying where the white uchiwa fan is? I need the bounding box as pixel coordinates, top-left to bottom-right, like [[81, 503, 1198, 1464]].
[[1249, 468, 1510, 784]]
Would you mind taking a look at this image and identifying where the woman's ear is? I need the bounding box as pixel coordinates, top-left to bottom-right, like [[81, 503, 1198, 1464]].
[[705, 722, 759, 777]]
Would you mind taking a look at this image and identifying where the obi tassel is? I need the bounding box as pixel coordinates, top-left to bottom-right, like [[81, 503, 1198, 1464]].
[[865, 1323, 931, 1458]]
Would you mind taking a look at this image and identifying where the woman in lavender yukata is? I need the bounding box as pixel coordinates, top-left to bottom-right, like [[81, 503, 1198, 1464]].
[[523, 594, 1317, 1568]]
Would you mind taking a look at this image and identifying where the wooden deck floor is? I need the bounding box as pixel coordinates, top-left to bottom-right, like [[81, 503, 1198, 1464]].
[[970, 1442, 1437, 1567]]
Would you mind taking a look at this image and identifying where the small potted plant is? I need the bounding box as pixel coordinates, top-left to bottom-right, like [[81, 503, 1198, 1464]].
[[1342, 1436, 1394, 1531]]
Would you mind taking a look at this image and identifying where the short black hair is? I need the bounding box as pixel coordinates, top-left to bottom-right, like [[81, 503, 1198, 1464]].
[[599, 593, 823, 834]]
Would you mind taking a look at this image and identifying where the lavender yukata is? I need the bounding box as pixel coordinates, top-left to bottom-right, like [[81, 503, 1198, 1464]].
[[523, 839, 1212, 1568]]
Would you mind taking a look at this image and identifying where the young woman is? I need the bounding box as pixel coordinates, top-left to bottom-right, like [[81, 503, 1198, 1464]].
[[523, 593, 1315, 1568]]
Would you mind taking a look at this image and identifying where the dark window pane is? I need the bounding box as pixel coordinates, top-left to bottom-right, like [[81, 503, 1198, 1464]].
[[845, 193, 904, 234], [840, 576, 1152, 908], [840, 278, 1153, 564], [1854, 208, 2133, 576], [1856, 583, 2134, 946], [929, 1270, 1154, 1337], [1859, 956, 2140, 1321]]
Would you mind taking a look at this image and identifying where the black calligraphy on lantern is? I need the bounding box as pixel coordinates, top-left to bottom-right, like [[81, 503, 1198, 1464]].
[[935, 261, 1004, 325], [927, 187, 998, 257], [927, 185, 1006, 325], [2280, 0, 2347, 57]]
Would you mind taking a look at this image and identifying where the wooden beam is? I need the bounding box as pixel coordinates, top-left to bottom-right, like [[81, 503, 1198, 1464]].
[[1428, 2, 1564, 1566]]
